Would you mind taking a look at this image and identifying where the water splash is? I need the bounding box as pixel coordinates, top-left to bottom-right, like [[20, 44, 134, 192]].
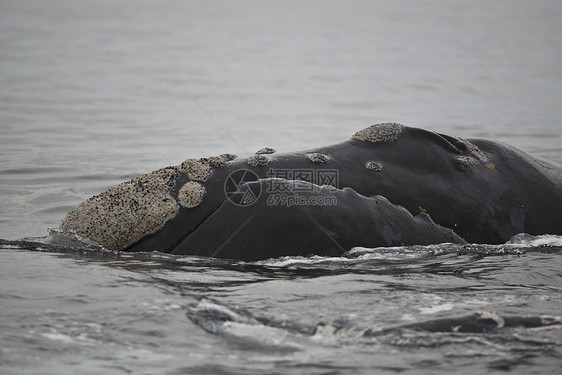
[[187, 299, 304, 350]]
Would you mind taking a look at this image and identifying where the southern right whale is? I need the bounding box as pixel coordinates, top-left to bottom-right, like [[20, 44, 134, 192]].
[[59, 123, 562, 260]]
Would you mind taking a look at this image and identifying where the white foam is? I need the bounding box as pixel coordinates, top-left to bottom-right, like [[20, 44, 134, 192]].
[[41, 330, 96, 345], [418, 302, 456, 314], [257, 255, 358, 267], [193, 299, 251, 323], [506, 233, 562, 247], [191, 299, 303, 350], [222, 321, 303, 349]]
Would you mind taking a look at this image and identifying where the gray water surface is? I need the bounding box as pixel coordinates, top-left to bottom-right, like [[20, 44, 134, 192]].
[[1, 240, 561, 374], [1, 1, 561, 374]]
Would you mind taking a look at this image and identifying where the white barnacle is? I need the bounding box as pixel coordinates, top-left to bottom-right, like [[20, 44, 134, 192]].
[[352, 123, 404, 143]]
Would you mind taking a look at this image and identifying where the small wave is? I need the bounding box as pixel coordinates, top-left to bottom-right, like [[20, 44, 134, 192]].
[[41, 330, 97, 346], [0, 233, 123, 259], [187, 299, 562, 352], [506, 233, 562, 247], [245, 234, 562, 271], [0, 228, 107, 253], [47, 228, 106, 251], [352, 234, 562, 258], [253, 243, 457, 268], [2, 233, 560, 266], [187, 299, 304, 350]]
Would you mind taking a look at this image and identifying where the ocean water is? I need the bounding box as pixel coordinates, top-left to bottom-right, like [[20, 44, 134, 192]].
[[1, 0, 561, 374]]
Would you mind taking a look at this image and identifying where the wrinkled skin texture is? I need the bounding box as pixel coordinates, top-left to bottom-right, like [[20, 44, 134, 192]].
[[60, 124, 562, 261]]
